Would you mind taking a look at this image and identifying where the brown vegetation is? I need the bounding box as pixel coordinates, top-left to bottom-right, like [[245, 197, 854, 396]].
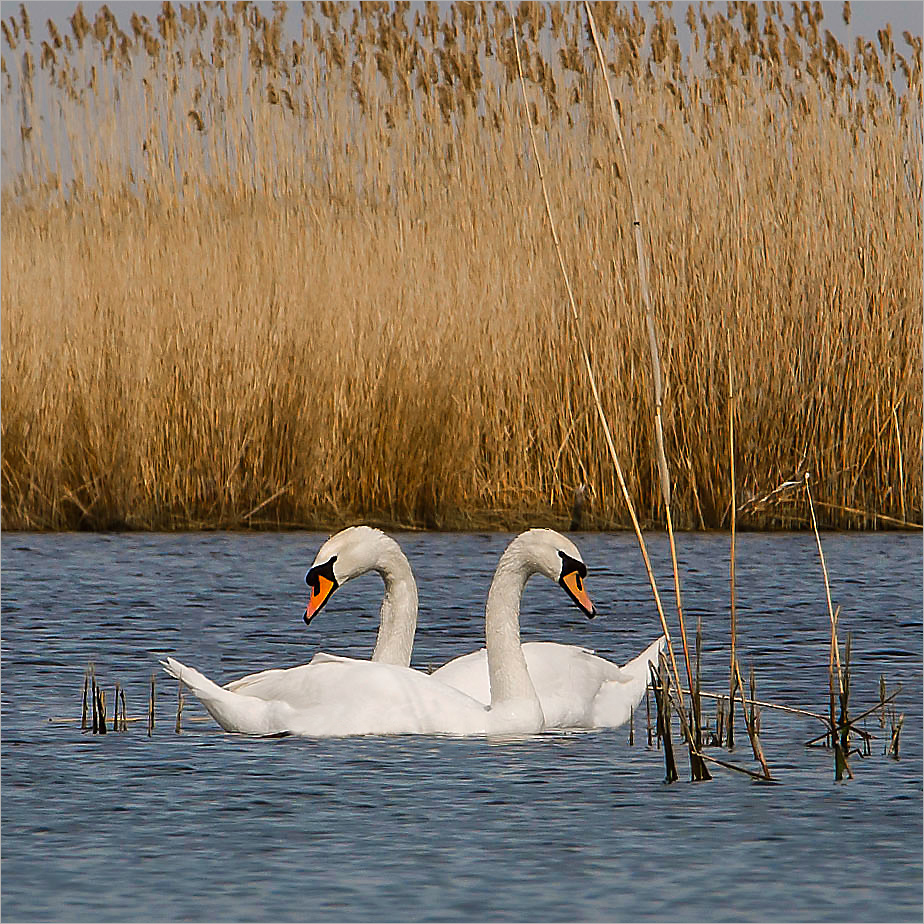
[[1, 2, 920, 531]]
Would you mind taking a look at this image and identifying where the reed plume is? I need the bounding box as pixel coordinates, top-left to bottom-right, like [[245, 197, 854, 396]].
[[2, 2, 920, 531]]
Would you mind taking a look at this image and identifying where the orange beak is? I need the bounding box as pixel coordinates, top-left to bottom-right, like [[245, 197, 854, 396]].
[[560, 570, 595, 618], [305, 574, 337, 624]]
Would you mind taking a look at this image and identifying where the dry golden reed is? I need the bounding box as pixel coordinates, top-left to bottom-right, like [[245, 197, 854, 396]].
[[1, 2, 921, 531]]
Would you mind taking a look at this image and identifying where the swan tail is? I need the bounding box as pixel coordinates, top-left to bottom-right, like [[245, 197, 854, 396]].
[[160, 657, 289, 736], [161, 657, 221, 695], [590, 637, 666, 729]]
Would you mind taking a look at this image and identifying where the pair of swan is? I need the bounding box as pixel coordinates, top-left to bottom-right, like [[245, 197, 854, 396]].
[[163, 527, 664, 737]]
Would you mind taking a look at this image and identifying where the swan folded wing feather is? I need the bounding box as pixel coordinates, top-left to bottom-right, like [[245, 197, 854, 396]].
[[281, 663, 494, 737], [224, 653, 363, 700], [589, 635, 665, 727], [431, 638, 664, 730], [432, 642, 605, 717]]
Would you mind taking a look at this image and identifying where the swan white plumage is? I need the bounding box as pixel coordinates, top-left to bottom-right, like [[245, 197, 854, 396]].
[[161, 528, 596, 737]]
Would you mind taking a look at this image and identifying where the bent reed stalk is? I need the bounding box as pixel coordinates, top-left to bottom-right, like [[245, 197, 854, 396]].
[[2, 2, 921, 531]]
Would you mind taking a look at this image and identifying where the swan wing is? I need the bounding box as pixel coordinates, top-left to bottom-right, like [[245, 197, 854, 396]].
[[432, 638, 665, 730], [431, 648, 492, 703], [280, 661, 495, 737], [433, 642, 611, 727]]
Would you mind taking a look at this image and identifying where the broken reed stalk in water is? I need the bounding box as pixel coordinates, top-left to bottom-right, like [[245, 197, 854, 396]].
[[713, 696, 725, 747], [91, 669, 99, 733], [887, 711, 904, 759], [691, 616, 708, 769], [175, 680, 184, 734], [81, 665, 91, 731], [95, 686, 107, 735], [879, 675, 887, 728], [833, 631, 854, 780], [114, 682, 127, 732], [734, 660, 773, 780], [148, 673, 155, 737], [804, 684, 901, 746], [749, 666, 760, 737]]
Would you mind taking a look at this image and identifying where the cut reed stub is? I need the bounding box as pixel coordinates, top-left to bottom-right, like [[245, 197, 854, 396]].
[[735, 659, 773, 780], [175, 680, 184, 734], [887, 713, 904, 760], [148, 673, 155, 737], [81, 666, 90, 731], [878, 674, 887, 728], [91, 673, 99, 734], [649, 654, 679, 784], [96, 687, 107, 735]]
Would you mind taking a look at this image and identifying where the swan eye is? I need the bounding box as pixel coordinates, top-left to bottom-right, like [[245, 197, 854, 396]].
[[557, 549, 587, 580]]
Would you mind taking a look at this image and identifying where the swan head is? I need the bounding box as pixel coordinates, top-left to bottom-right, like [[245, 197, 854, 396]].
[[510, 528, 596, 618], [303, 526, 400, 624]]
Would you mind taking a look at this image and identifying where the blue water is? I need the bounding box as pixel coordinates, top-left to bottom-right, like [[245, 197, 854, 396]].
[[2, 530, 921, 922]]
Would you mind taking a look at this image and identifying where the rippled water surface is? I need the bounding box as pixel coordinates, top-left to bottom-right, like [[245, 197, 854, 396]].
[[2, 531, 921, 922]]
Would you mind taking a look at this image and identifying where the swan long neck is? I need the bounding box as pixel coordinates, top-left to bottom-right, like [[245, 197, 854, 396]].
[[484, 543, 540, 707], [370, 543, 418, 667]]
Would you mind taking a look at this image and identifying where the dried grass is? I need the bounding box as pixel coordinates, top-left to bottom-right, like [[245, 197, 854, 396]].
[[1, 2, 920, 530]]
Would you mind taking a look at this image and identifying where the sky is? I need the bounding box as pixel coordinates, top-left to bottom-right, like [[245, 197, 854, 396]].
[[3, 1, 923, 54], [2, 1, 921, 183]]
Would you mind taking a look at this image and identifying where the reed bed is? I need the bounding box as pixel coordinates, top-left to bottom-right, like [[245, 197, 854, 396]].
[[2, 1, 921, 531]]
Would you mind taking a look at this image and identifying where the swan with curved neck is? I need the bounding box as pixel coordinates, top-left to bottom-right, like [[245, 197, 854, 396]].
[[200, 527, 416, 703], [304, 525, 418, 667], [161, 529, 595, 737]]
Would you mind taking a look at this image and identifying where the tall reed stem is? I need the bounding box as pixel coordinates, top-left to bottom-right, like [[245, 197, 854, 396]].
[[727, 334, 738, 751], [508, 3, 677, 687], [583, 2, 707, 779]]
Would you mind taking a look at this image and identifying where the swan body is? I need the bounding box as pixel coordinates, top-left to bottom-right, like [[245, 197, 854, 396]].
[[433, 636, 665, 730], [162, 529, 592, 737], [163, 653, 499, 737]]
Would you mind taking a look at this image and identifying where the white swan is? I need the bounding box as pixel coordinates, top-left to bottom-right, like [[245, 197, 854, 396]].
[[217, 526, 418, 705], [161, 528, 595, 737]]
